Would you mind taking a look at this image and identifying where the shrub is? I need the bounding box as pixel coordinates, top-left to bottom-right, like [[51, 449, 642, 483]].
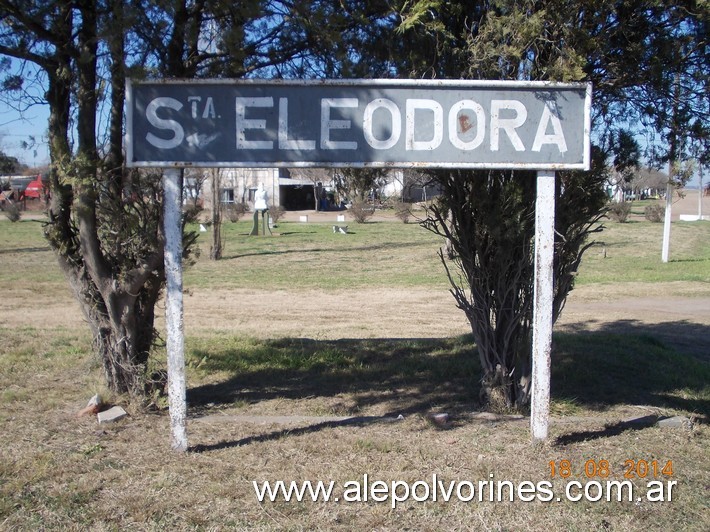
[[268, 205, 286, 223], [392, 199, 413, 223], [348, 200, 375, 223], [3, 201, 21, 222], [607, 201, 632, 223], [644, 203, 665, 223], [182, 203, 202, 223], [225, 202, 248, 222]]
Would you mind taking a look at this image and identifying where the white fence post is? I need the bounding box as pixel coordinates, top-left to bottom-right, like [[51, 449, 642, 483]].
[[163, 168, 188, 452], [531, 171, 556, 442]]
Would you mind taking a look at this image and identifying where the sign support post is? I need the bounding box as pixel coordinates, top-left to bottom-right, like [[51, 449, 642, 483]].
[[163, 168, 188, 451], [531, 171, 556, 441]]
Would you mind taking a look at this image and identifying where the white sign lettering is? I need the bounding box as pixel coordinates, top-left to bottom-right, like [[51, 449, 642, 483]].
[[228, 96, 567, 154], [235, 97, 273, 150], [320, 98, 359, 151], [363, 98, 401, 150], [145, 97, 184, 150]]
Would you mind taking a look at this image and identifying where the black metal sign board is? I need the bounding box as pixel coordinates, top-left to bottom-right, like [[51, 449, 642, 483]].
[[125, 79, 591, 170]]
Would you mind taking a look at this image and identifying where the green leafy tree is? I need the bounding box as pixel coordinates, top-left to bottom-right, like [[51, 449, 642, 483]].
[[1, 0, 182, 395], [0, 150, 20, 174], [394, 0, 689, 408], [0, 0, 377, 395], [610, 1, 708, 261], [334, 167, 388, 202]]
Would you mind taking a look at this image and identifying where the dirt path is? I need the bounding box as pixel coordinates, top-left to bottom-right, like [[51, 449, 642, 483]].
[[558, 293, 710, 361], [4, 191, 708, 359], [3, 285, 708, 361]]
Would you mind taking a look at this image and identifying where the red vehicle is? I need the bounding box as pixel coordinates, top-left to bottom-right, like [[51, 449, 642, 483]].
[[24, 174, 47, 199]]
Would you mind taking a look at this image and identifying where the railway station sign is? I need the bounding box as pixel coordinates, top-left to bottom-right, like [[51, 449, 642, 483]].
[[130, 78, 594, 449], [126, 79, 591, 170]]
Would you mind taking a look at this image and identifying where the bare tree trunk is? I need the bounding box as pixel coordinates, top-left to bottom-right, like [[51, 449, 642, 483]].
[[426, 171, 536, 410], [81, 282, 160, 395], [6, 0, 206, 398], [210, 168, 223, 260]]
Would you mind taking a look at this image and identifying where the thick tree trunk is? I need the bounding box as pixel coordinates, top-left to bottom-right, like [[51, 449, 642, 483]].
[[96, 296, 160, 395], [53, 238, 163, 395], [40, 2, 165, 397], [95, 312, 146, 396]]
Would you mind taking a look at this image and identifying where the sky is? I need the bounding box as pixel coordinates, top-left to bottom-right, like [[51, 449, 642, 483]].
[[0, 101, 50, 168], [0, 58, 51, 169]]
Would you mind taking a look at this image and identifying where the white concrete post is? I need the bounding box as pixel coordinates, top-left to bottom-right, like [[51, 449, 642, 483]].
[[163, 168, 188, 452], [531, 171, 556, 442]]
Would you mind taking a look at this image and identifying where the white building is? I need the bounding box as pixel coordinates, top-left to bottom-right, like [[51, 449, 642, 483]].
[[199, 168, 330, 212], [198, 167, 409, 211]]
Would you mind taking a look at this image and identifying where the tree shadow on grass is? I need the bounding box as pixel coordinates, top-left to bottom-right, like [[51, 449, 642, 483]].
[[223, 240, 427, 260], [553, 319, 710, 415], [551, 319, 710, 446], [187, 335, 481, 419], [0, 246, 51, 254], [187, 320, 710, 452], [553, 416, 660, 446], [191, 415, 403, 453]]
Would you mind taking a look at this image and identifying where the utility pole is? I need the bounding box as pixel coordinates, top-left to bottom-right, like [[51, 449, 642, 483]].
[[699, 163, 704, 220], [662, 74, 681, 264], [661, 175, 673, 263], [210, 168, 223, 260]]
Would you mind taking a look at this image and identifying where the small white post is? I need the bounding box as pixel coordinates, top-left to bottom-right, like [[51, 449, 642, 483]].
[[531, 171, 556, 442], [163, 168, 188, 452]]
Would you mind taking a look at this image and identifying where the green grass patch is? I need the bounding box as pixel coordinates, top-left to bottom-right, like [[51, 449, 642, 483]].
[[578, 220, 710, 285], [184, 220, 449, 290], [2, 214, 709, 293], [191, 217, 710, 290]]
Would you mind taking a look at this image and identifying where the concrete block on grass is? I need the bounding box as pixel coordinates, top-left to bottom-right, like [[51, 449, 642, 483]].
[[97, 406, 128, 424]]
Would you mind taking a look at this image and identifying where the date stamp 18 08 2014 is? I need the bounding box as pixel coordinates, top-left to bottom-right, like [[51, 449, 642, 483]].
[[549, 459, 674, 479]]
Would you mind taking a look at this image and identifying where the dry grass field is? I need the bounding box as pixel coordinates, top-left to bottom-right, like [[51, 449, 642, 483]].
[[1, 195, 709, 530]]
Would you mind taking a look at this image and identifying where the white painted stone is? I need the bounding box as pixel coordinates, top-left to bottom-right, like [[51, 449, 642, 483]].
[[87, 394, 102, 408]]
